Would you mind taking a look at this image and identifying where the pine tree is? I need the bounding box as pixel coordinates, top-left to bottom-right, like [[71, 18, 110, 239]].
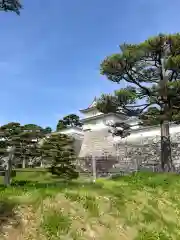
[[57, 114, 82, 131], [56, 120, 66, 131], [0, 0, 22, 14], [43, 127, 52, 134], [14, 124, 47, 168], [0, 138, 8, 170], [0, 122, 22, 153], [97, 33, 180, 172], [0, 122, 22, 185], [41, 134, 78, 179], [0, 123, 48, 169]]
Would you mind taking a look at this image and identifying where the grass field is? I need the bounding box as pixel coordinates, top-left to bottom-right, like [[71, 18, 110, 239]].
[[0, 170, 180, 239]]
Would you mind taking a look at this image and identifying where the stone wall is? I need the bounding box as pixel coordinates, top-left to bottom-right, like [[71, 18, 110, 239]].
[[78, 132, 180, 175], [77, 155, 119, 176], [115, 132, 180, 172], [79, 128, 116, 158], [73, 138, 83, 156]]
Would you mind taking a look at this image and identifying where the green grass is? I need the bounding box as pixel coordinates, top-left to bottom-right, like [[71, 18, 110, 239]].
[[0, 170, 180, 239], [42, 209, 72, 238]]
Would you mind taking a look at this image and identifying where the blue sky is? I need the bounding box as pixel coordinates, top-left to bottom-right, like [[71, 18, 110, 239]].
[[0, 0, 180, 129]]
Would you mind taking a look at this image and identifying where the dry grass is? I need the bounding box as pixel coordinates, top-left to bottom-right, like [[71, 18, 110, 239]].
[[0, 171, 180, 239]]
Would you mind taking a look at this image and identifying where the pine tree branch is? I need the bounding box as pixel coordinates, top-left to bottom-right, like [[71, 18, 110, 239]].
[[122, 103, 151, 114], [130, 68, 150, 82], [140, 58, 159, 68], [172, 105, 180, 110], [125, 103, 149, 108], [125, 72, 151, 95], [169, 71, 175, 82]]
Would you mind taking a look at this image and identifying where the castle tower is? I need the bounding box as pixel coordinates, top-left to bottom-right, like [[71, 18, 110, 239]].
[[78, 97, 128, 158]]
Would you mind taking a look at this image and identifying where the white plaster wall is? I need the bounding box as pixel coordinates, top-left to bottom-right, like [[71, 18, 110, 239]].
[[126, 117, 140, 130], [113, 124, 180, 143], [83, 115, 124, 131], [83, 109, 103, 119], [83, 122, 106, 131], [58, 128, 83, 137]]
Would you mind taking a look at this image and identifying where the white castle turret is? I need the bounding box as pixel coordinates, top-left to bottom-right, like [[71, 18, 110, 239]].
[[59, 97, 140, 158], [78, 97, 129, 158], [79, 97, 128, 132]]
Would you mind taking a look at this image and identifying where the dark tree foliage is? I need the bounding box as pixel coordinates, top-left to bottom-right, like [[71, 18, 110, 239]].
[[0, 123, 48, 168], [97, 33, 180, 172], [56, 120, 65, 131], [0, 122, 22, 146], [56, 114, 82, 131], [107, 122, 131, 138], [43, 127, 52, 134], [41, 134, 78, 179], [0, 139, 8, 169], [14, 124, 46, 168], [0, 0, 22, 14], [0, 122, 22, 169]]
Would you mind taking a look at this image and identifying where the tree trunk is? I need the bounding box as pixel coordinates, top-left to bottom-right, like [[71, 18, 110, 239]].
[[4, 146, 14, 186], [40, 160, 44, 168], [22, 158, 26, 168], [159, 54, 174, 172], [160, 121, 174, 172]]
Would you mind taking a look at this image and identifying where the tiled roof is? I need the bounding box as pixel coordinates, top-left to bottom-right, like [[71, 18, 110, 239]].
[[88, 97, 97, 108], [79, 97, 97, 113]]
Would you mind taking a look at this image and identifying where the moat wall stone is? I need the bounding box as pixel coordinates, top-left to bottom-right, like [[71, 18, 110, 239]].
[[78, 129, 180, 174]]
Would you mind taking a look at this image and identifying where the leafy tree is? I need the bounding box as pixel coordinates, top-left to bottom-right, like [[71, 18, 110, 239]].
[[0, 122, 49, 185], [96, 33, 180, 172], [0, 0, 22, 14], [0, 122, 22, 171], [63, 114, 82, 127], [56, 120, 65, 131], [15, 124, 47, 168], [0, 139, 8, 170], [0, 122, 22, 147], [43, 126, 52, 134], [0, 123, 48, 168], [21, 124, 52, 167], [40, 134, 78, 179], [56, 114, 82, 131]]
